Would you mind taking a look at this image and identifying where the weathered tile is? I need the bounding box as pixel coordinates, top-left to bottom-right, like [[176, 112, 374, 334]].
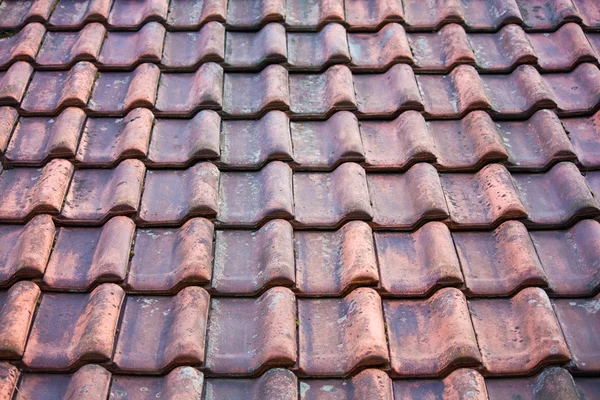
[[109, 366, 204, 399], [225, 0, 286, 29], [0, 61, 33, 106], [107, 0, 169, 29], [529, 23, 595, 71], [393, 369, 488, 400], [206, 369, 297, 399], [35, 23, 105, 68], [225, 23, 286, 69], [574, 0, 600, 30], [0, 281, 40, 358], [409, 23, 475, 71], [344, 0, 404, 30], [286, 0, 344, 30], [0, 362, 19, 400], [48, 0, 112, 28], [518, 0, 580, 30], [485, 367, 581, 400], [544, 63, 600, 116], [0, 107, 18, 155], [300, 369, 393, 400], [402, 0, 464, 30], [0, 0, 55, 29], [98, 22, 165, 68], [575, 377, 600, 400], [468, 24, 536, 72], [348, 23, 412, 72], [287, 23, 349, 71], [161, 22, 225, 69], [166, 0, 227, 29], [0, 22, 45, 68], [564, 111, 600, 169], [17, 365, 111, 400]]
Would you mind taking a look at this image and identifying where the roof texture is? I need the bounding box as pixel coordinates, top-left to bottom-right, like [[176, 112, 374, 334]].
[[0, 0, 600, 398]]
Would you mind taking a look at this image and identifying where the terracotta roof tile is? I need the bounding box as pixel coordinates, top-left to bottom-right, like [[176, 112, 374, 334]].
[[468, 24, 536, 72], [225, 23, 286, 70], [35, 23, 106, 68], [0, 281, 40, 358], [393, 369, 488, 400], [0, 23, 45, 69], [485, 367, 581, 400], [409, 23, 475, 71], [564, 111, 600, 169], [343, 0, 404, 31], [0, 0, 54, 30], [107, 0, 168, 29], [285, 0, 344, 31], [287, 23, 349, 71], [348, 23, 412, 72], [518, 0, 581, 30], [575, 377, 600, 399], [300, 369, 393, 399], [109, 366, 204, 399], [545, 63, 600, 116], [47, 0, 112, 28], [0, 362, 18, 400], [161, 22, 225, 70], [206, 368, 297, 399], [225, 0, 285, 29], [575, 0, 600, 29], [529, 23, 596, 70], [0, 61, 33, 106], [166, 0, 227, 29], [98, 22, 165, 69], [0, 107, 18, 156]]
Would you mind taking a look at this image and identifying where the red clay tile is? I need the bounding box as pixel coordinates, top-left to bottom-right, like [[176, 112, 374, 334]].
[[0, 159, 74, 222], [454, 221, 547, 296], [300, 369, 393, 399], [0, 0, 55, 29], [127, 218, 214, 293], [35, 23, 106, 68], [298, 287, 388, 376], [529, 23, 595, 71], [287, 23, 350, 71], [139, 163, 219, 226], [206, 287, 297, 375], [544, 63, 600, 116], [344, 0, 404, 31], [107, 0, 168, 29], [353, 64, 422, 118], [24, 283, 124, 370], [441, 163, 526, 229], [220, 110, 292, 168], [112, 287, 210, 373], [575, 377, 600, 399], [385, 288, 481, 377], [293, 162, 372, 228], [291, 111, 363, 170], [530, 220, 600, 296], [147, 110, 220, 167], [469, 287, 570, 375], [295, 221, 378, 296], [212, 219, 294, 295], [206, 368, 297, 399], [468, 24, 536, 72], [161, 22, 225, 70], [98, 22, 166, 68], [368, 163, 448, 229], [286, 0, 344, 30], [0, 107, 18, 155], [225, 0, 285, 29], [17, 364, 111, 400], [60, 159, 145, 225], [0, 362, 18, 400], [575, 0, 600, 29], [217, 161, 293, 227], [564, 111, 600, 169], [88, 64, 160, 116], [0, 61, 33, 106], [166, 0, 227, 28], [486, 367, 581, 400], [48, 0, 112, 28], [0, 214, 54, 286], [347, 23, 412, 72], [409, 23, 475, 72], [393, 369, 488, 400], [42, 216, 135, 291], [518, 0, 580, 30], [0, 22, 44, 68], [402, 0, 464, 30], [109, 366, 204, 399], [289, 65, 355, 119], [155, 62, 223, 116], [375, 221, 462, 296], [225, 23, 286, 70], [0, 281, 40, 358]]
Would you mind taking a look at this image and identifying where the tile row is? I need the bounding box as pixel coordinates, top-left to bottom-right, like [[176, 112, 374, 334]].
[[2, 213, 600, 297], [1, 0, 599, 32], [0, 282, 597, 377], [4, 21, 600, 73], [2, 61, 600, 119]]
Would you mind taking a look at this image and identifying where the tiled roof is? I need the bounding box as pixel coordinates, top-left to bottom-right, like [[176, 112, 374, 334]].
[[0, 0, 599, 398]]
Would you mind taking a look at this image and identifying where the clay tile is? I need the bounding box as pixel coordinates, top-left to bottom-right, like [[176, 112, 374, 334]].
[[0, 159, 74, 222], [469, 287, 571, 375], [0, 23, 44, 68], [127, 218, 214, 293], [0, 0, 55, 29], [75, 108, 152, 167], [0, 281, 40, 358], [393, 369, 488, 400], [21, 61, 97, 115], [454, 220, 547, 296], [301, 369, 393, 399], [353, 64, 422, 118], [0, 214, 54, 286], [23, 283, 125, 370], [0, 61, 33, 106], [0, 362, 19, 400], [225, 23, 286, 70], [577, 377, 600, 399], [60, 159, 145, 225], [348, 23, 412, 72], [206, 287, 297, 376], [468, 24, 536, 72], [344, 0, 404, 30], [206, 368, 297, 399], [519, 0, 581, 30], [287, 23, 350, 71], [42, 217, 135, 291], [155, 62, 222, 116], [298, 287, 388, 376], [212, 219, 294, 295], [35, 23, 106, 68], [166, 0, 227, 28], [17, 364, 111, 400], [418, 65, 491, 118], [147, 110, 220, 167], [88, 64, 160, 115], [575, 0, 600, 29], [98, 22, 166, 68], [512, 162, 599, 227], [220, 110, 292, 168], [463, 0, 523, 30], [139, 162, 219, 226], [109, 366, 204, 399], [223, 64, 289, 117], [409, 24, 475, 72], [225, 0, 286, 29], [286, 0, 344, 30], [161, 22, 225, 70], [291, 111, 364, 170], [441, 163, 527, 229], [217, 161, 294, 227], [486, 367, 581, 400], [0, 107, 18, 155], [293, 162, 372, 228], [545, 63, 600, 116], [529, 23, 595, 71], [5, 107, 86, 166], [113, 287, 210, 373], [375, 221, 462, 296], [530, 219, 600, 296], [565, 111, 600, 169], [403, 0, 463, 29], [368, 163, 448, 229], [107, 0, 168, 28], [295, 221, 378, 296], [48, 0, 112, 27]]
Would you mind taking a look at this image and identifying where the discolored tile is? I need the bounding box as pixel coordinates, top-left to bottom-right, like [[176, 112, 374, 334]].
[[206, 368, 297, 399], [518, 0, 580, 30], [48, 0, 112, 28], [0, 22, 45, 68], [0, 362, 19, 400], [285, 0, 344, 30], [166, 0, 227, 29], [344, 0, 404, 30], [393, 369, 488, 400], [107, 0, 169, 29], [225, 23, 286, 69], [485, 367, 580, 400], [0, 61, 33, 106], [0, 281, 40, 358], [544, 63, 600, 116], [529, 23, 595, 71], [287, 23, 349, 71], [0, 107, 19, 155], [468, 24, 536, 72], [410, 23, 475, 72], [161, 22, 225, 69], [35, 23, 105, 68], [300, 369, 393, 400], [225, 0, 285, 29], [109, 366, 204, 399], [98, 22, 165, 68], [564, 111, 600, 169], [0, 0, 55, 29], [348, 23, 412, 71]]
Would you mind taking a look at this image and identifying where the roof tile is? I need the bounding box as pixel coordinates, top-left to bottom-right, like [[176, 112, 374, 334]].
[[0, 281, 40, 358], [402, 0, 463, 30], [574, 0, 600, 29], [0, 22, 45, 68], [35, 23, 106, 68], [0, 107, 18, 156], [98, 22, 166, 68], [166, 0, 227, 29], [518, 0, 581, 30], [529, 23, 596, 71], [107, 0, 168, 29], [410, 23, 475, 71], [468, 24, 536, 72], [564, 111, 600, 169], [206, 368, 297, 399], [343, 0, 404, 31], [348, 23, 412, 72], [300, 369, 393, 399], [48, 0, 112, 28], [225, 23, 286, 69], [0, 362, 18, 400], [287, 23, 350, 71], [225, 0, 285, 29], [544, 63, 600, 116], [575, 377, 600, 398], [109, 366, 204, 399], [285, 0, 344, 30], [0, 0, 54, 29], [393, 369, 488, 400], [161, 22, 225, 70], [0, 61, 33, 106], [485, 367, 581, 400]]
